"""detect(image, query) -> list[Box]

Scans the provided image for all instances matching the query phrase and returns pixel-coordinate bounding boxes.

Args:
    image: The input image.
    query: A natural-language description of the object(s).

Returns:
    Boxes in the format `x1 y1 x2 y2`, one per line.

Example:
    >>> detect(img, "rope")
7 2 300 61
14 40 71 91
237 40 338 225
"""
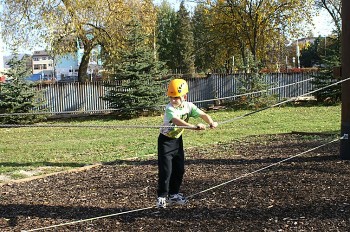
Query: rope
0 124 196 129
21 206 155 232
187 137 341 199
218 77 350 125
0 78 313 117
192 77 314 104
18 78 347 231
21 136 340 232
1 77 346 129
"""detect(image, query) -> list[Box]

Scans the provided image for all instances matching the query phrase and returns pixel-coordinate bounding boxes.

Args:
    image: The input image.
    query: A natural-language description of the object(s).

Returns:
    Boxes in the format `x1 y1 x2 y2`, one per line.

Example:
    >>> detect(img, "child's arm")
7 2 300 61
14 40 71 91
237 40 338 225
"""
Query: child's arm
171 113 218 130
171 117 199 130
199 112 218 129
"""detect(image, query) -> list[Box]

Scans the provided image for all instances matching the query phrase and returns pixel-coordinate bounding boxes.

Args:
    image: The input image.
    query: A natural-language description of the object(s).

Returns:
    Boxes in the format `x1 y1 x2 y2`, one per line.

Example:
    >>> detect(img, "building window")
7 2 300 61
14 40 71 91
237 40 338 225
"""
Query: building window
34 64 40 70
33 58 39 61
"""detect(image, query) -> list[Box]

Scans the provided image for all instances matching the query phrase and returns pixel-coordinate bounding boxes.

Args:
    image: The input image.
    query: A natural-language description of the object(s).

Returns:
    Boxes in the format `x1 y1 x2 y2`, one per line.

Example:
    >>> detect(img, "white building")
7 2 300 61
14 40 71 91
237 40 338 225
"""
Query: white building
0 31 4 74
0 32 5 82
31 50 55 80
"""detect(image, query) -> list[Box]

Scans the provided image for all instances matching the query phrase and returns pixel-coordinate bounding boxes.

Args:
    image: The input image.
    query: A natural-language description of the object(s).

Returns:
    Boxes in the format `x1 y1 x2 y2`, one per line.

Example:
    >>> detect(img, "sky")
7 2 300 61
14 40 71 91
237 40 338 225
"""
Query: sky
312 8 335 36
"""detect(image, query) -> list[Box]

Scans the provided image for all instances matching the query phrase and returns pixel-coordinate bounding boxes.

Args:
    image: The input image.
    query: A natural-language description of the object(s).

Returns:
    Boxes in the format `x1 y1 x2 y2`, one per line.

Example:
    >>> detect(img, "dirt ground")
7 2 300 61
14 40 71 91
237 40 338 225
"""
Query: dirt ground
0 133 349 232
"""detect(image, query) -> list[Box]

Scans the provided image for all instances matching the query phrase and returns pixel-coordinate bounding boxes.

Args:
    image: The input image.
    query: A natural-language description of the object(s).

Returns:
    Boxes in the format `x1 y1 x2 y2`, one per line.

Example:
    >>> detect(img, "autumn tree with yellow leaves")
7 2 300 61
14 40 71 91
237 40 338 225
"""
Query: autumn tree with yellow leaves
195 0 314 71
0 0 320 76
0 0 157 81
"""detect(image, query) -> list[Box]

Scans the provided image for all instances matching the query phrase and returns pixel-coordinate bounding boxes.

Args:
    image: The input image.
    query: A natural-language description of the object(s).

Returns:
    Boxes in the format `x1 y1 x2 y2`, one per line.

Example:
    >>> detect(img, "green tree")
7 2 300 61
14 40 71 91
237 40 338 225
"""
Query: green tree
103 17 167 119
192 4 217 73
173 1 195 76
311 36 341 103
156 1 177 70
300 37 322 67
225 51 278 109
0 53 46 124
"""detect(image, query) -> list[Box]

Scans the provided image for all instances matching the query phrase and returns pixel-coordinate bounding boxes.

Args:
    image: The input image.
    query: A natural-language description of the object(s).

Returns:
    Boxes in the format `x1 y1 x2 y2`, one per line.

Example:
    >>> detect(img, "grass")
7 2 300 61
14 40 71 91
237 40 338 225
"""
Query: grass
0 104 341 182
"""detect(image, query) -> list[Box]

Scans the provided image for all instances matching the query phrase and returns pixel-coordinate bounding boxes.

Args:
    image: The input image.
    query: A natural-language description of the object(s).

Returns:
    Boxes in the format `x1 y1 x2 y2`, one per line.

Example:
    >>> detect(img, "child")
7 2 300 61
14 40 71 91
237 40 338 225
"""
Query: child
157 78 218 208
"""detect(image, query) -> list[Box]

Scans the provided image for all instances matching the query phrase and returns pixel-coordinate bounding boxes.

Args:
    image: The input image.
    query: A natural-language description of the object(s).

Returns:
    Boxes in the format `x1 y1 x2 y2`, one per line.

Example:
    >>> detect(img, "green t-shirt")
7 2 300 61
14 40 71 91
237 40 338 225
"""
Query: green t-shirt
160 101 203 138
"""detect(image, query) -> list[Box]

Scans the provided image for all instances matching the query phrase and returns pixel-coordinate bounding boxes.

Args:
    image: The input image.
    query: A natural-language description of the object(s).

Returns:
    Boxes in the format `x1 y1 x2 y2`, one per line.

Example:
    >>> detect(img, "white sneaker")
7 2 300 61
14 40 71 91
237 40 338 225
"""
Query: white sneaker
168 193 188 205
156 197 167 208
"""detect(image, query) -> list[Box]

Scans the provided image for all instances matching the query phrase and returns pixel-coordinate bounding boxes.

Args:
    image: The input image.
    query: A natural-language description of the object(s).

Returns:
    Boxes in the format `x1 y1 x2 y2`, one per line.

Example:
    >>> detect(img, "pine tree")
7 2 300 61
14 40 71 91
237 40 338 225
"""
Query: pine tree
300 37 322 67
311 36 341 103
192 4 212 74
0 53 45 124
156 1 177 70
228 51 278 110
103 16 168 119
174 1 195 76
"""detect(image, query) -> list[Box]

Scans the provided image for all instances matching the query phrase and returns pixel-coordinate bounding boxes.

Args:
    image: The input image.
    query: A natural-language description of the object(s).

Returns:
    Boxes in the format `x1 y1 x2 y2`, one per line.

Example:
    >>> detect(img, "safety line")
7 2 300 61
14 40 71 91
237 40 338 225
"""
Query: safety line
218 77 350 125
16 77 347 231
0 77 345 129
21 136 340 232
21 206 155 232
0 78 313 117
192 77 314 104
1 77 344 129
0 124 196 129
186 137 341 199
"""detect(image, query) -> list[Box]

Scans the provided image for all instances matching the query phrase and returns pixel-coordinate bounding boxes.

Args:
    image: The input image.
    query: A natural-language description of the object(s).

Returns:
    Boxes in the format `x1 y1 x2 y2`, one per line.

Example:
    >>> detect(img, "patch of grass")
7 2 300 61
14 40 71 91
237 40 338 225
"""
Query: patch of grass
10 172 28 180
0 105 341 182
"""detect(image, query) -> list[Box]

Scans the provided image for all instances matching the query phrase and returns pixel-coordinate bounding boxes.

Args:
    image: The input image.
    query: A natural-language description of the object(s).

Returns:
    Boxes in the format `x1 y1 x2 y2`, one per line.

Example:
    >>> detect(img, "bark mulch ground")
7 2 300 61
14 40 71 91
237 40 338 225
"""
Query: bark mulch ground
1 133 349 232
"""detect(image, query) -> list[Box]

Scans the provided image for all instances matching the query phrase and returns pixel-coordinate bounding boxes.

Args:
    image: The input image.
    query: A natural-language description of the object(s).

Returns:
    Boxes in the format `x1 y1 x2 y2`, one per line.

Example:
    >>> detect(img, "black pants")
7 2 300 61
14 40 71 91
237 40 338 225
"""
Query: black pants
157 133 185 197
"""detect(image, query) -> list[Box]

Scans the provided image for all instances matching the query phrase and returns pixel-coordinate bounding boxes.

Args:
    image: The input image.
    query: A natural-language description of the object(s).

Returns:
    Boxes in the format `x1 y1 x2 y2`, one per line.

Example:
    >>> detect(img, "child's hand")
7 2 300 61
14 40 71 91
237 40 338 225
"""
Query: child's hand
196 123 206 130
209 122 218 128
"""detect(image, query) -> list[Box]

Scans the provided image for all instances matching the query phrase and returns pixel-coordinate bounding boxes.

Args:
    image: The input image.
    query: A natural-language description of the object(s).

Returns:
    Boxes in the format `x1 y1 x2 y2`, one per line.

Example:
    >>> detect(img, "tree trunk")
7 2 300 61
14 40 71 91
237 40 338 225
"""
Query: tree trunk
78 44 92 82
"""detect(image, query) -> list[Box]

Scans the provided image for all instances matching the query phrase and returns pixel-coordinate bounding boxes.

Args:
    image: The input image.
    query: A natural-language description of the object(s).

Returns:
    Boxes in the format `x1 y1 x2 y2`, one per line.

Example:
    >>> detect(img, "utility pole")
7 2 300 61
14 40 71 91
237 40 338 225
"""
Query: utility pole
0 25 4 75
340 0 350 159
296 39 300 69
232 56 234 73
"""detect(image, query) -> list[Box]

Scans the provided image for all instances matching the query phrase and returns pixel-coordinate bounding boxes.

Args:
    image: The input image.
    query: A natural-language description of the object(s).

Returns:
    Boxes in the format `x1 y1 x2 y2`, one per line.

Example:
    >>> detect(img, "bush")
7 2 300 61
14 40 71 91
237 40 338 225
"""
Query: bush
0 54 47 124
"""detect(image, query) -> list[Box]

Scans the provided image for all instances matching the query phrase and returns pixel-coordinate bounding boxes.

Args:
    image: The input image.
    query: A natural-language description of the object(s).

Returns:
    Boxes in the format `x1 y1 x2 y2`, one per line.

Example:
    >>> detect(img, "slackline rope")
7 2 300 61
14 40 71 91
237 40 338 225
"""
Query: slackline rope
218 77 350 125
19 78 348 231
21 136 341 232
21 206 155 232
192 77 314 104
187 137 342 199
0 124 196 129
2 77 349 129
0 78 312 117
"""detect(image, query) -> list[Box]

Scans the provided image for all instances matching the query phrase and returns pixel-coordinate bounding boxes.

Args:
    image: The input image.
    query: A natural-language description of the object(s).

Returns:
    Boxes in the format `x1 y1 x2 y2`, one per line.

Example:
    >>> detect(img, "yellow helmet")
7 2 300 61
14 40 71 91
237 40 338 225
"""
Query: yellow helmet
167 79 189 97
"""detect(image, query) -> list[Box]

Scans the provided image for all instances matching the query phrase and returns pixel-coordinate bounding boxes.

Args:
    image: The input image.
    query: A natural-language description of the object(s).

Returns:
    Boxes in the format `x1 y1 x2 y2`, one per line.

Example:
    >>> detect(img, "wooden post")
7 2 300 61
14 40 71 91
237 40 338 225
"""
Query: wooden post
340 0 350 159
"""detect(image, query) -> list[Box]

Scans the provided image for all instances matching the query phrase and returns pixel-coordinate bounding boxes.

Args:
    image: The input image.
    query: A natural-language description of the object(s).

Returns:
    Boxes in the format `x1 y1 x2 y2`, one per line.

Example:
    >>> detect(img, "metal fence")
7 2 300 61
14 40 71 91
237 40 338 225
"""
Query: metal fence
34 72 317 113
184 72 316 107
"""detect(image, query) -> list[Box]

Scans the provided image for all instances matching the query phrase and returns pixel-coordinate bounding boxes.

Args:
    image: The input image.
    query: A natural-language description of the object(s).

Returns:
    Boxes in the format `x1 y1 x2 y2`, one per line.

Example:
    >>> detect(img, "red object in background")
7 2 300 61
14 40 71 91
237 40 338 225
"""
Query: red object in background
0 76 5 83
